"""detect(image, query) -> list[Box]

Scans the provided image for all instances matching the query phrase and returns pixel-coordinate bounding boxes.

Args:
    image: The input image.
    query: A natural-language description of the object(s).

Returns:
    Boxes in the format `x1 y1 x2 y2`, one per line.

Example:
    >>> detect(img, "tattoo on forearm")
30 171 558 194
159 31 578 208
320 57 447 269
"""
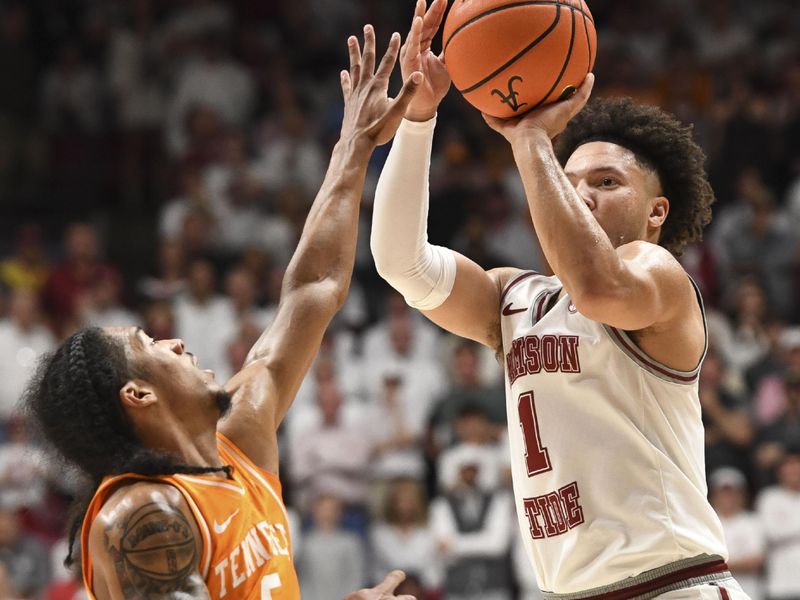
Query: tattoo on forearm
104 502 208 599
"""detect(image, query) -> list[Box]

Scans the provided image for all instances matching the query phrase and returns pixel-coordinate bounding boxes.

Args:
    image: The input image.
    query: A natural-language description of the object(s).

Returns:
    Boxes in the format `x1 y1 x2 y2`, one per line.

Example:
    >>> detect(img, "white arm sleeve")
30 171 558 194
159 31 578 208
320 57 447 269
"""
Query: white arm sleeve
371 116 457 311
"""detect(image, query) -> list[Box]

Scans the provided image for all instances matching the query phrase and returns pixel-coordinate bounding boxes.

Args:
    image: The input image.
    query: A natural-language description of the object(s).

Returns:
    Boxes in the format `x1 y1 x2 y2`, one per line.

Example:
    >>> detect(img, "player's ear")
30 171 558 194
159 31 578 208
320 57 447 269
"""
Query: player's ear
648 196 669 229
119 380 159 409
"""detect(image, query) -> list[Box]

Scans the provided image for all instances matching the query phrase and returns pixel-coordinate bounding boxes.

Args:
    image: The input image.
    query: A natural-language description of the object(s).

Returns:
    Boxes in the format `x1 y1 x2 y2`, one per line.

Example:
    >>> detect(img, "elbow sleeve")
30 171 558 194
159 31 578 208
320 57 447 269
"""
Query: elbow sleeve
371 117 456 311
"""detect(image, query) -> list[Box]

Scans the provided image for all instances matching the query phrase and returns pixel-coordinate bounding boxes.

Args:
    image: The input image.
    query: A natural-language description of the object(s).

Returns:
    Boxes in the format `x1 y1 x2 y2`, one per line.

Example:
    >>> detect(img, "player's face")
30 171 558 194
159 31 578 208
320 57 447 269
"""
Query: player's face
107 326 230 419
564 142 666 248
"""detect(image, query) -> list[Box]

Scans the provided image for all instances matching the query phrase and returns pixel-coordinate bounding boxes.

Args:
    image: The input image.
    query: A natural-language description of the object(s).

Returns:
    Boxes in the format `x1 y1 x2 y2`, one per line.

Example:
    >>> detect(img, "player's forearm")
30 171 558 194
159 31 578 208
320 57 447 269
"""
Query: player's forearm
371 117 456 310
282 137 371 307
511 133 626 298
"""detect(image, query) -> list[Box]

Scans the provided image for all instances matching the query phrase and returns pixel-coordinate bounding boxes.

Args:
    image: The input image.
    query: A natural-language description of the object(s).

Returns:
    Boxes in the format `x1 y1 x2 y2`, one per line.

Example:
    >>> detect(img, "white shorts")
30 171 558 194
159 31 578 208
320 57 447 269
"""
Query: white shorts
656 578 751 600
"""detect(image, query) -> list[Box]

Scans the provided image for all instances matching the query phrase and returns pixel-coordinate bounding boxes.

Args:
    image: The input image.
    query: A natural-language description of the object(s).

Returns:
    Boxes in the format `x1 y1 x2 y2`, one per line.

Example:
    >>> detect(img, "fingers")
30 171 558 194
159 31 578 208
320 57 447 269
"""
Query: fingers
348 35 361 88
421 0 448 49
376 32 402 80
566 72 594 117
375 570 406 594
401 15 423 63
390 71 424 114
362 24 376 78
340 69 351 98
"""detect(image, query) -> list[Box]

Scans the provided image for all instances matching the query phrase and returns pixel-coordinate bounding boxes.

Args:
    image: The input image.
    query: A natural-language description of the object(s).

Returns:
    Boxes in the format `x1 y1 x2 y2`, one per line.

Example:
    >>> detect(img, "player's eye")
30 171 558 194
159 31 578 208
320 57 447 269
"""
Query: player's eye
600 177 618 188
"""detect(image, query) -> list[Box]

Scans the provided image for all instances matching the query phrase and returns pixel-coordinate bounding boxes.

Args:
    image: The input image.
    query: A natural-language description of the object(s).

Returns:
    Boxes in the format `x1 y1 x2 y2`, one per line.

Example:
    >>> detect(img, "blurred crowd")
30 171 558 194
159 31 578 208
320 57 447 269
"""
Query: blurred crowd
0 0 799 599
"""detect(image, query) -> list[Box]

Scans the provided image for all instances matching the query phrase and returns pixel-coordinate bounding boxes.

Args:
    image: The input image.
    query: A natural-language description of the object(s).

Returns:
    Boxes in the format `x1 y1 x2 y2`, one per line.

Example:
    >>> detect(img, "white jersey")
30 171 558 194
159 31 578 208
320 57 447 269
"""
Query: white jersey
500 271 730 598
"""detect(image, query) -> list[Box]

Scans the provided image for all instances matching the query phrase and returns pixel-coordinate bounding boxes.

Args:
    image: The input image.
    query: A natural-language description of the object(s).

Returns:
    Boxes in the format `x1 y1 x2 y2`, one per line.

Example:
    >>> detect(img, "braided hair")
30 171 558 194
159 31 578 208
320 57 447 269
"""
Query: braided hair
22 327 231 566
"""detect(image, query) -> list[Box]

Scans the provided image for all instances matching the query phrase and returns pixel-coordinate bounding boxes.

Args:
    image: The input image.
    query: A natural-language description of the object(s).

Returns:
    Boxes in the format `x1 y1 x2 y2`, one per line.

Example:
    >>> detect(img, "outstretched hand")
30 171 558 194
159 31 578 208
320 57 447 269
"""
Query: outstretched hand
340 25 424 148
400 0 451 122
483 73 595 145
344 570 417 600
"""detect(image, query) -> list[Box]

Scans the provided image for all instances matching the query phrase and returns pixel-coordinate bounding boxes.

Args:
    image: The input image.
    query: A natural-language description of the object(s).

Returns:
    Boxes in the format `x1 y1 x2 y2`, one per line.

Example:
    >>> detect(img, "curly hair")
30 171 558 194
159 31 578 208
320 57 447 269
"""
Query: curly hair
554 97 714 256
22 327 231 566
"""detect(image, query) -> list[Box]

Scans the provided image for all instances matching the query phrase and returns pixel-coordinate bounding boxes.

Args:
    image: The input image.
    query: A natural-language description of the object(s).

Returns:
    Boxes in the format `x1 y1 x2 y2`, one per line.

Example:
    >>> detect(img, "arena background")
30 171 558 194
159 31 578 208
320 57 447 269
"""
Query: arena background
0 0 799 598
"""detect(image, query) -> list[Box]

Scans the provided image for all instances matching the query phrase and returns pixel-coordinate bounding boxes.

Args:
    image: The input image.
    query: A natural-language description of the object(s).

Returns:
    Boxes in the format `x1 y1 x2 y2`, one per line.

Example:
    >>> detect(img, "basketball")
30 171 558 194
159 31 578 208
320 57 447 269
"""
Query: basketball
442 0 597 118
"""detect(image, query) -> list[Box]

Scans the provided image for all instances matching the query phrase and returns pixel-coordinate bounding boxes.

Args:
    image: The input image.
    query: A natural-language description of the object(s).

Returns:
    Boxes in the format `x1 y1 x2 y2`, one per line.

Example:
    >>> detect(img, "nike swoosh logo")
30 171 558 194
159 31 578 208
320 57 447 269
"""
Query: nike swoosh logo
502 303 528 316
213 509 240 534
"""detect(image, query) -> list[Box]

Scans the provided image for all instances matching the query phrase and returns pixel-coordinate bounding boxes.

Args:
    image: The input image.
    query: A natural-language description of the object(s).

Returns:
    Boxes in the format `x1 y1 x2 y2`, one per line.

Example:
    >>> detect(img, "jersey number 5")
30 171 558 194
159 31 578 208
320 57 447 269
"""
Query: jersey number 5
261 573 281 599
518 391 552 476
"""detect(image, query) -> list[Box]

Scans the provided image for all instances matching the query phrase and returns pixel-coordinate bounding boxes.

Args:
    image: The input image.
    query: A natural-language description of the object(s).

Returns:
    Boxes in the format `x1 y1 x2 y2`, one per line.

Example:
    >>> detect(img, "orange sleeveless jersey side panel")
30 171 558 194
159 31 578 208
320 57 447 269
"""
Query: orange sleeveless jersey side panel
81 433 300 599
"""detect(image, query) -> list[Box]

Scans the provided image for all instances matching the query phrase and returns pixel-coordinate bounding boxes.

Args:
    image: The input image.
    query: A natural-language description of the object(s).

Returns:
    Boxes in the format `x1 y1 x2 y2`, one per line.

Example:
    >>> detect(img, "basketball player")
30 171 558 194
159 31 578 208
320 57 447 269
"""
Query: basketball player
23 27 423 600
371 1 749 598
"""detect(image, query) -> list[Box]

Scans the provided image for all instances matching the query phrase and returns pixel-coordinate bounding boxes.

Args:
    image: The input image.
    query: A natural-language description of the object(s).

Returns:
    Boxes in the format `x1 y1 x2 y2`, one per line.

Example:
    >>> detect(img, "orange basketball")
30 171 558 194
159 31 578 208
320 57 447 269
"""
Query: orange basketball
442 0 597 118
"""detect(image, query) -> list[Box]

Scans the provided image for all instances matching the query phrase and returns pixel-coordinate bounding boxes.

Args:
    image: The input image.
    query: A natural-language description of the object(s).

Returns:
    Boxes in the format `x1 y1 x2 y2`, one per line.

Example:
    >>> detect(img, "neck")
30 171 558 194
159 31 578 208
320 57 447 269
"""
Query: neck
137 418 222 469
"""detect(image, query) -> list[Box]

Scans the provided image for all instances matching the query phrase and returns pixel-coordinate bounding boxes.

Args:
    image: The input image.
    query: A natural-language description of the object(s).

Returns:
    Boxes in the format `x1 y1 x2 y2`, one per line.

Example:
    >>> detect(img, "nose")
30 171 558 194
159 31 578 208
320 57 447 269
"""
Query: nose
574 180 595 211
166 339 185 354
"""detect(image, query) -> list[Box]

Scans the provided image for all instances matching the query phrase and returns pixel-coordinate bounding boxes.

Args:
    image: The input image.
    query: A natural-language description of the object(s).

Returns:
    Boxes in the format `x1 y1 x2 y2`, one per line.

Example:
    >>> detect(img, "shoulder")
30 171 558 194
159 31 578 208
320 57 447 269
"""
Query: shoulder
88 480 203 582
491 267 538 301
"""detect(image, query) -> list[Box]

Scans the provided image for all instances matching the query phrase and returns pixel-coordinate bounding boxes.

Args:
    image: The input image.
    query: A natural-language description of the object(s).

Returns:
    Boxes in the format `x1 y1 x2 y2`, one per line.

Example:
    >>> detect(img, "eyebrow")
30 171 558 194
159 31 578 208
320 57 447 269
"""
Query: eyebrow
564 166 628 180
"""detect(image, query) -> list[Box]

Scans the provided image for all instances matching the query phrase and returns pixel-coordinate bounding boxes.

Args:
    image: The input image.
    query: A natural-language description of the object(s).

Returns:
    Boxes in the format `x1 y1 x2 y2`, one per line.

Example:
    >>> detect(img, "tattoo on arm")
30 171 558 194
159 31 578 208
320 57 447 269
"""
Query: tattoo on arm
104 502 210 599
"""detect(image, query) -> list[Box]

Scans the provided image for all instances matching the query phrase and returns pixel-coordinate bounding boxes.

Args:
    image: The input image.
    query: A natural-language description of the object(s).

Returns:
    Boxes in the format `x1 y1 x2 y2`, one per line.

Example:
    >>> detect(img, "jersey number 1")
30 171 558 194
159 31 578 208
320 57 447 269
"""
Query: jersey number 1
518 391 551 476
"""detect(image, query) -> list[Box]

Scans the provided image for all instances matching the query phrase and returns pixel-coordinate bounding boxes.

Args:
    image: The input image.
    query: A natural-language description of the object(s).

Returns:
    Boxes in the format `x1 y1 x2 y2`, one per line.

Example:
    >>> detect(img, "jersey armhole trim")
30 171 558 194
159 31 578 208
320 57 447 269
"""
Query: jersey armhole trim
499 270 539 306
215 431 282 488
600 277 708 386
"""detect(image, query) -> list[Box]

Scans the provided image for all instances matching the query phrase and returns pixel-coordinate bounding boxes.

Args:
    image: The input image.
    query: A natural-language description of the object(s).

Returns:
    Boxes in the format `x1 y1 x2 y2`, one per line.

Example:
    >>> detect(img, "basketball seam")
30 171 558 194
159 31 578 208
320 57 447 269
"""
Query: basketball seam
581 3 593 69
443 0 594 54
529 3 576 110
457 5 561 94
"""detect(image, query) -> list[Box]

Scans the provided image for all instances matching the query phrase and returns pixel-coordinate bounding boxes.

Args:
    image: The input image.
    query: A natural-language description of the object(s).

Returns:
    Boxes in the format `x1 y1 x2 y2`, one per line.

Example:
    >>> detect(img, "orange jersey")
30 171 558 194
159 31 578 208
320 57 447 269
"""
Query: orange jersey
81 432 301 599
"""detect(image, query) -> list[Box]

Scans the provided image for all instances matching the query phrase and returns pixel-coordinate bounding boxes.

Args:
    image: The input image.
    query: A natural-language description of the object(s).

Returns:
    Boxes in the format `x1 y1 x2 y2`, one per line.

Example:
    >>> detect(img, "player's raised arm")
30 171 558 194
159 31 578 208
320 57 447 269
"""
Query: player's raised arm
371 0 521 353
219 26 422 468
87 482 210 600
482 79 703 336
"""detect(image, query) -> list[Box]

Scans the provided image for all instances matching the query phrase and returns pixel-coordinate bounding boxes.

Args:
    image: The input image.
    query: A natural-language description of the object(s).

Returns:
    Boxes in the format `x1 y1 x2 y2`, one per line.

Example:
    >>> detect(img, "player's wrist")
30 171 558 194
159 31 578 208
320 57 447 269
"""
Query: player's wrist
404 105 438 122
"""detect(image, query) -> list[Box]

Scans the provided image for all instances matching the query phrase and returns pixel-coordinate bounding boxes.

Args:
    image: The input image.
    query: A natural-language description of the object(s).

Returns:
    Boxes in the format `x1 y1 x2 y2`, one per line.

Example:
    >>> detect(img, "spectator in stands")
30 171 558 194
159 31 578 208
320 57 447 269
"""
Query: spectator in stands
699 349 754 475
370 374 427 481
429 341 505 453
224 266 272 330
40 42 103 134
79 273 139 329
159 165 222 245
0 416 49 510
0 505 50 599
370 479 441 592
254 108 326 198
297 494 365 600
754 372 800 483
289 377 371 526
137 240 186 303
709 467 765 600
172 256 236 379
0 225 49 293
438 406 503 494
42 224 120 333
756 446 800 598
0 290 55 423
752 327 800 425
166 31 254 156
431 448 514 600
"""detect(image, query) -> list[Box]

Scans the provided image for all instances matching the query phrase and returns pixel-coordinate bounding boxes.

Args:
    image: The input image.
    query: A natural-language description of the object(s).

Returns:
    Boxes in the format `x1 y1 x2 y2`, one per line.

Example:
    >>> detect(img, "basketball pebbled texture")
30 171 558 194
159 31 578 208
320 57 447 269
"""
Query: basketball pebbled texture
443 0 597 118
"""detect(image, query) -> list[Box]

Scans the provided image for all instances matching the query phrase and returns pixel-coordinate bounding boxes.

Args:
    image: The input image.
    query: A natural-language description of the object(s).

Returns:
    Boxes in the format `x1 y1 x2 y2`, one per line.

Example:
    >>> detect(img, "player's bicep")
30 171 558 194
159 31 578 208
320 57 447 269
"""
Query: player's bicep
91 487 210 600
422 252 520 351
570 242 688 331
